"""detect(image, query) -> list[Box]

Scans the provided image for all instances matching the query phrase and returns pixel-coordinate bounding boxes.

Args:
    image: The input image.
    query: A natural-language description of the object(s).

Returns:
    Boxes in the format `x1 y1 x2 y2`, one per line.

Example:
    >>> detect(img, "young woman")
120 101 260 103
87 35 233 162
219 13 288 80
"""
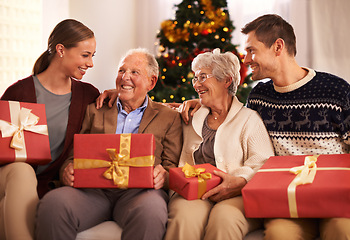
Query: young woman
0 19 100 240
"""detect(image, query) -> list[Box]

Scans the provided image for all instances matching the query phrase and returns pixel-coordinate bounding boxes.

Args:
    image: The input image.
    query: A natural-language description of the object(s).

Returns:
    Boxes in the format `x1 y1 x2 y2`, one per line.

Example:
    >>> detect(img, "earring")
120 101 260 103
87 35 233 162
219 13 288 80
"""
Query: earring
60 55 63 58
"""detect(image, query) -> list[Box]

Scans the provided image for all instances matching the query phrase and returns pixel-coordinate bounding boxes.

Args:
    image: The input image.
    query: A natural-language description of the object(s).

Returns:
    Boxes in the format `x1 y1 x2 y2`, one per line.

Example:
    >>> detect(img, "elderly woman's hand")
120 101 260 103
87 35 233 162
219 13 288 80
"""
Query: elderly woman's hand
201 171 247 202
161 102 182 110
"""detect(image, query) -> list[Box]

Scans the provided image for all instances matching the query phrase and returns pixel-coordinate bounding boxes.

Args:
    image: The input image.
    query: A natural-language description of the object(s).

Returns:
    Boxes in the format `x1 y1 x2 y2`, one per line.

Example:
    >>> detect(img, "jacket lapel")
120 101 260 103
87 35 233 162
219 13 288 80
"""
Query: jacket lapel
104 103 119 134
138 97 158 133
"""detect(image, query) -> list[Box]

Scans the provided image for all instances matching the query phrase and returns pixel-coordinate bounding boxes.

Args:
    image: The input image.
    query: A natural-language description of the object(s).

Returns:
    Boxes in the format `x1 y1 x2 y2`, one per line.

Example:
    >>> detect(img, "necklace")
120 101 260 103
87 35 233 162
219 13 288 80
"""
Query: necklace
210 111 219 120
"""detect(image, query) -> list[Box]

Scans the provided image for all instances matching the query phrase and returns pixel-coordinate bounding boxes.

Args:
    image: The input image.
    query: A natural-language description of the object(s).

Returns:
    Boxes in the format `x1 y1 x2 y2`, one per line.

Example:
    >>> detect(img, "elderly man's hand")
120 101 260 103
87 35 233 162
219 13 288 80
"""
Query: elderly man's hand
153 164 167 189
201 171 247 202
62 162 74 187
95 89 119 109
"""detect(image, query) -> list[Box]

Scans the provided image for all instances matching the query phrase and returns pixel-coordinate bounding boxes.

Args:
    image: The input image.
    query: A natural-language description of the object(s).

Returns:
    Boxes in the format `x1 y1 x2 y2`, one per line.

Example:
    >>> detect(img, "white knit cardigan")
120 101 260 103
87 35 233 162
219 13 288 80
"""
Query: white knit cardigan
179 97 275 181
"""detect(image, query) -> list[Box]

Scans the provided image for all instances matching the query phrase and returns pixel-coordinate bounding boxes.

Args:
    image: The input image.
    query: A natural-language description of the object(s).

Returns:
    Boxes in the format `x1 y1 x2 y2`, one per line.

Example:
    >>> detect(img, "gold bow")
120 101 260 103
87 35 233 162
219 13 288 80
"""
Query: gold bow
288 155 319 218
103 148 131 188
182 163 212 198
0 101 48 150
74 133 154 188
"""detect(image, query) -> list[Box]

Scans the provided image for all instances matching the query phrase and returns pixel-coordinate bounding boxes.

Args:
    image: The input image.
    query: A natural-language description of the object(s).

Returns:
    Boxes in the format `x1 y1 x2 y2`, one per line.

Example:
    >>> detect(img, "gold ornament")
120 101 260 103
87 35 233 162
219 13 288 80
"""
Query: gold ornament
160 0 228 43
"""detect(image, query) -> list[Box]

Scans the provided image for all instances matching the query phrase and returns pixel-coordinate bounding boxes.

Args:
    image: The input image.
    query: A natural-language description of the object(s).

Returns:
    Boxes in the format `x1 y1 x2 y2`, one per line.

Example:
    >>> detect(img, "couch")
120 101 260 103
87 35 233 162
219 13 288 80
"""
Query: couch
76 221 264 240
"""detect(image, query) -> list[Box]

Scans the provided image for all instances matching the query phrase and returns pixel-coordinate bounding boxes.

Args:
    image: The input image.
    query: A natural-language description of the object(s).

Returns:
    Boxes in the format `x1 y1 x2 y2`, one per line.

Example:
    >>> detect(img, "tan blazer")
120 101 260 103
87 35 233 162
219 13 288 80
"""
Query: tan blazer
78 97 183 171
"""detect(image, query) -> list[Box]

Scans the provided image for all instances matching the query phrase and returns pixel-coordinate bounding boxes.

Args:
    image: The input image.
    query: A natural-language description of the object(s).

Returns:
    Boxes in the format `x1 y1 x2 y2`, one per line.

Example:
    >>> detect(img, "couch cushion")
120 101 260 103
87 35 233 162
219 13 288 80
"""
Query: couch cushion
75 221 264 240
76 221 122 240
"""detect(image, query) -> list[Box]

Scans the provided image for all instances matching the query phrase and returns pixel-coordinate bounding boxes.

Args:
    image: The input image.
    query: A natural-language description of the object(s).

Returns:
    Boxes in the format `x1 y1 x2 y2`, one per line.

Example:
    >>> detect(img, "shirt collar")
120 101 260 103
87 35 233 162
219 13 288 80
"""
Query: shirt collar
116 96 148 113
273 68 316 93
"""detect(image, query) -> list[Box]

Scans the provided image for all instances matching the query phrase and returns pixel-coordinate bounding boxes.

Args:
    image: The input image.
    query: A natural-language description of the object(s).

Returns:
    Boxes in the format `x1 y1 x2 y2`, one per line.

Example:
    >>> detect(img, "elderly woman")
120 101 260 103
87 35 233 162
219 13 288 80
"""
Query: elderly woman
164 49 274 240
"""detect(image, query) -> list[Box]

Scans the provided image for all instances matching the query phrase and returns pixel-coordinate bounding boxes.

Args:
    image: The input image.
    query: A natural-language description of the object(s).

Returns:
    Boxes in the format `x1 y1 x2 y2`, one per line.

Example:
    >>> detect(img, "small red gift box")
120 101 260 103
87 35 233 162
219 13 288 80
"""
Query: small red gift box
242 154 350 218
0 100 51 165
73 133 155 189
169 163 223 200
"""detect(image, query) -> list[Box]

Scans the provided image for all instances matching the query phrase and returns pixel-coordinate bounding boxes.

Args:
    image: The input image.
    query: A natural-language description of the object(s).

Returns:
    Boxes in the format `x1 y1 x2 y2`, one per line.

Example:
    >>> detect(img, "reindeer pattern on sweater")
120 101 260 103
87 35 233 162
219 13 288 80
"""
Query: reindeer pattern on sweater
247 68 350 156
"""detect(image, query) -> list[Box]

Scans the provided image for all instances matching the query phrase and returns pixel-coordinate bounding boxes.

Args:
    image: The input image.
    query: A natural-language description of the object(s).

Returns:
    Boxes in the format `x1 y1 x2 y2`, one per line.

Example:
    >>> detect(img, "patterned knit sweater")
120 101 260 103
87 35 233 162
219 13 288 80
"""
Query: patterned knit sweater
247 68 350 156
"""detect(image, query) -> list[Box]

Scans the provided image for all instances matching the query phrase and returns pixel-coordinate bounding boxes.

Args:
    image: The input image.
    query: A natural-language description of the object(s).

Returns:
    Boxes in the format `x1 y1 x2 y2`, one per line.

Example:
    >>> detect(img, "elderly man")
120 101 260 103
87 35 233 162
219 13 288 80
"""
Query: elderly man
35 48 182 240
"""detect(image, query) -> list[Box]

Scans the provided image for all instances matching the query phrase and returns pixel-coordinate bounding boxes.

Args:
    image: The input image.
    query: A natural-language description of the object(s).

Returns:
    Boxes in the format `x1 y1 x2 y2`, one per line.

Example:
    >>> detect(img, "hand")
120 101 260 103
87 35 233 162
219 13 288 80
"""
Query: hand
179 99 201 124
62 162 74 187
161 102 182 110
153 164 167 189
95 89 119 109
201 170 247 202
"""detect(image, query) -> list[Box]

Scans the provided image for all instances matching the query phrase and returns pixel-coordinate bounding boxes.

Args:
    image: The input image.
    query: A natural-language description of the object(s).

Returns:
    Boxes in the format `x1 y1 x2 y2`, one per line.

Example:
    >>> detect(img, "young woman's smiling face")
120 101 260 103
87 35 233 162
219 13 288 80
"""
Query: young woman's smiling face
61 37 96 80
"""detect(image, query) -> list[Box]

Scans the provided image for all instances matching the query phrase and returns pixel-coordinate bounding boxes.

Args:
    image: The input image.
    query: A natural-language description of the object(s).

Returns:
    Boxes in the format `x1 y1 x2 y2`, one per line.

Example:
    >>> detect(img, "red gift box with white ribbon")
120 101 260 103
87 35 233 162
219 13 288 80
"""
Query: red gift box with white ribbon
242 154 350 218
0 100 51 165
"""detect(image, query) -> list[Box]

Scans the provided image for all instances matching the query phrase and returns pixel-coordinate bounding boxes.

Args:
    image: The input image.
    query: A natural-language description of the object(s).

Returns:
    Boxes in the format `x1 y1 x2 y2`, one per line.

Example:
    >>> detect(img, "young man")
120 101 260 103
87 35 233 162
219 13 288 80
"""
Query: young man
242 14 350 240
35 48 183 240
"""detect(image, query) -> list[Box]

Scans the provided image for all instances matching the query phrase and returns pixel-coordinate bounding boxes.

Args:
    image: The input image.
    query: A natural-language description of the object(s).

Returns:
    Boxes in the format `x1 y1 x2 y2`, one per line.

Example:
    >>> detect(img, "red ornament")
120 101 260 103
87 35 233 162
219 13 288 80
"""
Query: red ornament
201 29 209 35
239 62 248 85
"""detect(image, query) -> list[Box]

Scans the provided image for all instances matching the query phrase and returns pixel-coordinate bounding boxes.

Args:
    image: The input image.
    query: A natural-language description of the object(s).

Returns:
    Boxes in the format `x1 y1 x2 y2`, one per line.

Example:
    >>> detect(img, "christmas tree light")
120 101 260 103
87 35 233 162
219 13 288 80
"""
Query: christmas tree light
149 0 253 104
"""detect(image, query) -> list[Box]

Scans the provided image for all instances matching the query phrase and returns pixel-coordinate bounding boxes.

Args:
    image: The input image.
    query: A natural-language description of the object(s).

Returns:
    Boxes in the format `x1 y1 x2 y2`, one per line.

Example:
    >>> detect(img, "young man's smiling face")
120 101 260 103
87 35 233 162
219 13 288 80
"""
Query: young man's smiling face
243 31 278 81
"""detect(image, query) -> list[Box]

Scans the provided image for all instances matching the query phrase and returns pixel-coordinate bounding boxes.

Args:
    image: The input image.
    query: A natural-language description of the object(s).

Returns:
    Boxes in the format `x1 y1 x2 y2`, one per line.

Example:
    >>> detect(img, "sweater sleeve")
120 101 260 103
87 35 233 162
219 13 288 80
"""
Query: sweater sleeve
235 112 275 181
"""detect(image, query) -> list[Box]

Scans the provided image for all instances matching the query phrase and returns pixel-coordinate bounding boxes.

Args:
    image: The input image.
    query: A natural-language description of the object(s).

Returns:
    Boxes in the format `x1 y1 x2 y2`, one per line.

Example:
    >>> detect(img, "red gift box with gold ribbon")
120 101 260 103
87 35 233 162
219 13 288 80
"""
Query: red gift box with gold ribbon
0 100 51 165
169 163 223 200
242 154 350 218
73 133 155 189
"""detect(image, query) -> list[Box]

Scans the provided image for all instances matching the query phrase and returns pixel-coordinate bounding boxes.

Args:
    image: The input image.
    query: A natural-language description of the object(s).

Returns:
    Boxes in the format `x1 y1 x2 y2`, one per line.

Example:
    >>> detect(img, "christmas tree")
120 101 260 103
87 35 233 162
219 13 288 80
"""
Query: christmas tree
149 0 253 104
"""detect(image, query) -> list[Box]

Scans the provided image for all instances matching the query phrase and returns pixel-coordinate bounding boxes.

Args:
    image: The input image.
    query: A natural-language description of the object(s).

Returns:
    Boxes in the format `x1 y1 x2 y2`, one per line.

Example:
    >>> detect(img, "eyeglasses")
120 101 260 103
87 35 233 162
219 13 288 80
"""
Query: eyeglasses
192 74 214 85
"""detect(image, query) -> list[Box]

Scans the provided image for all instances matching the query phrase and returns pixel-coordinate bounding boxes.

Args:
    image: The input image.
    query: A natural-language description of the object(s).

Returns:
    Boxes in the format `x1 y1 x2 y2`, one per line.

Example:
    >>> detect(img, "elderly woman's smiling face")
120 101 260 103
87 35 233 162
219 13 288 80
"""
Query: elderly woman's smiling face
192 68 228 108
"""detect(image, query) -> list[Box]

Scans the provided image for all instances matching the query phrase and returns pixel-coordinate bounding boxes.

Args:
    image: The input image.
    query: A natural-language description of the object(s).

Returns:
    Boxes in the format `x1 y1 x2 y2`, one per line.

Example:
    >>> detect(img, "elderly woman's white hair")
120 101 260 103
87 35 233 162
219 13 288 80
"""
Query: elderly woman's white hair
191 48 241 96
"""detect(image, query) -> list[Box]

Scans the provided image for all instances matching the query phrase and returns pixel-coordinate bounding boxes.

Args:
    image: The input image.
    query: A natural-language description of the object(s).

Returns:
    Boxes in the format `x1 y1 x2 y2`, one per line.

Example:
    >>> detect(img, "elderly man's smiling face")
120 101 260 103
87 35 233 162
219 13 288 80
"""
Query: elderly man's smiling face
116 52 157 112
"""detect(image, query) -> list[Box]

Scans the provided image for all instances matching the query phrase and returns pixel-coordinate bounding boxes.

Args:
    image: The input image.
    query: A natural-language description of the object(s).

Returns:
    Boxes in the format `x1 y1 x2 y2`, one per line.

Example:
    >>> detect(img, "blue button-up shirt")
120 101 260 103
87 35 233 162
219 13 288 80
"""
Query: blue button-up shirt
116 97 148 134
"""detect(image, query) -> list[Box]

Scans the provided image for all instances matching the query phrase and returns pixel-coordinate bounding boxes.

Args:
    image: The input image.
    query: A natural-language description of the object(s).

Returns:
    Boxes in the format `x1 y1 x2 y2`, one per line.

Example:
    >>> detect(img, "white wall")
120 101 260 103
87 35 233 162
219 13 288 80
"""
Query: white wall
31 0 350 94
68 0 136 92
41 0 180 92
42 0 69 50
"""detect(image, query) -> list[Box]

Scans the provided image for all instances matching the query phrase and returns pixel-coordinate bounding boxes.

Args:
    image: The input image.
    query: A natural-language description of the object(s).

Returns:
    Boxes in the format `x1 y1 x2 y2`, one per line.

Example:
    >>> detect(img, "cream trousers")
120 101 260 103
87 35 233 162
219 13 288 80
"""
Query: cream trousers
0 162 38 240
264 217 350 240
165 193 261 240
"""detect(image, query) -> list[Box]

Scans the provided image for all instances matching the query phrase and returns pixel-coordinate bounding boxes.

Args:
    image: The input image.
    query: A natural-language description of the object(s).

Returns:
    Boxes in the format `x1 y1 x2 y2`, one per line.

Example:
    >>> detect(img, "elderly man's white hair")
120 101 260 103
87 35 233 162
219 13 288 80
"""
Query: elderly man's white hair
119 48 159 77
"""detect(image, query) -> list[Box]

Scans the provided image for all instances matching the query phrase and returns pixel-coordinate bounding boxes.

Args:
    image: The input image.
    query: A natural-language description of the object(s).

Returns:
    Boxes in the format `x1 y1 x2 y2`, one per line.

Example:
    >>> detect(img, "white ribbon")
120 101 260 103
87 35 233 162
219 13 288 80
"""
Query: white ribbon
0 101 48 160
287 155 319 218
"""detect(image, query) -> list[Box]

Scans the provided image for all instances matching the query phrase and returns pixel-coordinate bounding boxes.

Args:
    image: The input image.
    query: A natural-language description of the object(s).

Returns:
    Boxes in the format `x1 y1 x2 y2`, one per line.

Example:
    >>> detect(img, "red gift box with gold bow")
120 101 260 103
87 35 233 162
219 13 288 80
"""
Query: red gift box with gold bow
0 100 51 165
169 163 223 200
73 133 155 189
242 154 350 218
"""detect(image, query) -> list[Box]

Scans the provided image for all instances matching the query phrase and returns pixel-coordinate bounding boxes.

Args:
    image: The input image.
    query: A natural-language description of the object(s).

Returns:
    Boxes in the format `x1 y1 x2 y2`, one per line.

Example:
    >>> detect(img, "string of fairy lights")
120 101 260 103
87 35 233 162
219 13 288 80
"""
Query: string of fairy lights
150 0 250 103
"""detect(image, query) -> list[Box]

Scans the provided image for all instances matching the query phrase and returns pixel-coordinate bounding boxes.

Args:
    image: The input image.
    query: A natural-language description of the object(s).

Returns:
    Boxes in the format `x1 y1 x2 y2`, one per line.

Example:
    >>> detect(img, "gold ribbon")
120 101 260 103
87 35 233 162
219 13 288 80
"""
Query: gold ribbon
0 101 48 160
74 133 154 188
182 163 212 198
